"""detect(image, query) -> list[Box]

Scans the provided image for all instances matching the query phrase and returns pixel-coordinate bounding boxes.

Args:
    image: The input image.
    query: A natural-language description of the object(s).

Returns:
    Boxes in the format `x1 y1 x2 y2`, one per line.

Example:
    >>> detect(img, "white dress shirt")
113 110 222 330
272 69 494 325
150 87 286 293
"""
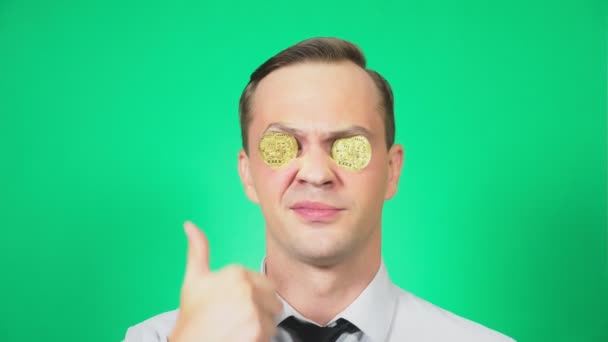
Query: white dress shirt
124 260 515 342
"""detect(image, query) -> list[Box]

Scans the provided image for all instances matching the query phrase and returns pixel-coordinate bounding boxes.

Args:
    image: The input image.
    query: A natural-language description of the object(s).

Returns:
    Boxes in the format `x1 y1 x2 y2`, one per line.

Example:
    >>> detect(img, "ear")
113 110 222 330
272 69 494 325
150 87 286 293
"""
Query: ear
238 149 259 204
384 144 404 200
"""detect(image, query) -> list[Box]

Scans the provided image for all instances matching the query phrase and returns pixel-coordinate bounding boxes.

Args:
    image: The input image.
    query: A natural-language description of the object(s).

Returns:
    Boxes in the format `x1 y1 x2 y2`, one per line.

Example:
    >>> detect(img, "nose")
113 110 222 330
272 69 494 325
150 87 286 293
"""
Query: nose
295 144 337 188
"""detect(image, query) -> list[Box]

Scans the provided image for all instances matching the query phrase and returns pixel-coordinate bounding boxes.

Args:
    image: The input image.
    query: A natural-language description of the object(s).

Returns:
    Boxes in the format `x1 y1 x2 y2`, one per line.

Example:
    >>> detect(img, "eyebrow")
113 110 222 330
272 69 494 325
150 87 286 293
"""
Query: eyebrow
265 122 373 141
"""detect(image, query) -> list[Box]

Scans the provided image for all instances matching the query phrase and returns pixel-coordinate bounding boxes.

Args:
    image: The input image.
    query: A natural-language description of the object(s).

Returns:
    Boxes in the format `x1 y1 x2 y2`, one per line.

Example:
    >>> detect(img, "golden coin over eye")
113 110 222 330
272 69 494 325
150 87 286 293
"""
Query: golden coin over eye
331 135 372 172
258 131 298 168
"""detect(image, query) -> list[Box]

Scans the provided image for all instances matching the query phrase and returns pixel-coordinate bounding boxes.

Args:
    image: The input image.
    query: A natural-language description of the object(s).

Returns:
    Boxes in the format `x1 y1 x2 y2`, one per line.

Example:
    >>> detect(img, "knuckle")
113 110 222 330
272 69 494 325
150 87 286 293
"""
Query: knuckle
237 281 254 300
225 264 247 281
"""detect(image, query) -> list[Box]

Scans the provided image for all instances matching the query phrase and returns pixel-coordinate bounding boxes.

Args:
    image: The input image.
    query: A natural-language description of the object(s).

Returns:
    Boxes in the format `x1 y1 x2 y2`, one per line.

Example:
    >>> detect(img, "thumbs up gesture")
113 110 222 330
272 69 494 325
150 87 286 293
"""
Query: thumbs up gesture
169 222 283 342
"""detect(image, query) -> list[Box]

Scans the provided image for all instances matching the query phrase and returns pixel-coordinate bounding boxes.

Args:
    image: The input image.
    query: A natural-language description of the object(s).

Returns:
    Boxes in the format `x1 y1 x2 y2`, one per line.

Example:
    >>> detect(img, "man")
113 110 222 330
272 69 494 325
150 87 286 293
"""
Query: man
124 37 515 342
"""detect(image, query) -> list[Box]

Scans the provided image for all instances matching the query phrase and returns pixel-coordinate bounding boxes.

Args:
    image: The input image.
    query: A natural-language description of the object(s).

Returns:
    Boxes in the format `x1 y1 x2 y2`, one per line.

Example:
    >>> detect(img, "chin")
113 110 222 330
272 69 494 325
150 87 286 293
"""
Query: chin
269 218 364 264
291 240 354 267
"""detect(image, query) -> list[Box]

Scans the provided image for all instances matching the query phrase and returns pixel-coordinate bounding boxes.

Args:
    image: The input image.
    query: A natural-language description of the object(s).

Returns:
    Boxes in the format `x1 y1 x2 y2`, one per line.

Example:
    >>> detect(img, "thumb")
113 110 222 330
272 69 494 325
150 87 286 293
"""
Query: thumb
183 221 210 282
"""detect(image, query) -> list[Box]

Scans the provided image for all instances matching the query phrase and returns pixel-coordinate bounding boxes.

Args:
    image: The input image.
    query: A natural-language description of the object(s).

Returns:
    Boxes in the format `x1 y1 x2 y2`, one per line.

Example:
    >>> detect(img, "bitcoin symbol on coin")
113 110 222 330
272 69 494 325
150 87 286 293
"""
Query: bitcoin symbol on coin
258 132 298 168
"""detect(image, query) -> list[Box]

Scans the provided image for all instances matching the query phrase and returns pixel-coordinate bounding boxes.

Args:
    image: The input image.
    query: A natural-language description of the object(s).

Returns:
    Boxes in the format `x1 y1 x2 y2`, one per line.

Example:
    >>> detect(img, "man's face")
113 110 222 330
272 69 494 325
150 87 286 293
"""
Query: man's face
238 62 403 265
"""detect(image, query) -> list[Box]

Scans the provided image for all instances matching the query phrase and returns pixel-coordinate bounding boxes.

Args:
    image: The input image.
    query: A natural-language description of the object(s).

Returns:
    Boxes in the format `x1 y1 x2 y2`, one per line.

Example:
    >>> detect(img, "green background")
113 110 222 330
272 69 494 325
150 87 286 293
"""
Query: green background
0 0 606 341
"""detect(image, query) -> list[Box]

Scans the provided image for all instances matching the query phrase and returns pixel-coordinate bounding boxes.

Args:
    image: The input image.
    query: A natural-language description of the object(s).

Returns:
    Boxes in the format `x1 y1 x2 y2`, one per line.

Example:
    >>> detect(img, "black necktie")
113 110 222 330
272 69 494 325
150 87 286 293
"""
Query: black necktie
278 316 360 342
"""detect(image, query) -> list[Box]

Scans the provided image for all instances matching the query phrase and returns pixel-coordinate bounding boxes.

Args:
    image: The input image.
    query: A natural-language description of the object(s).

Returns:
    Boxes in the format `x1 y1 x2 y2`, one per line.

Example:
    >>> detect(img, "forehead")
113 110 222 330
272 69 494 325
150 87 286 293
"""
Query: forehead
249 62 382 135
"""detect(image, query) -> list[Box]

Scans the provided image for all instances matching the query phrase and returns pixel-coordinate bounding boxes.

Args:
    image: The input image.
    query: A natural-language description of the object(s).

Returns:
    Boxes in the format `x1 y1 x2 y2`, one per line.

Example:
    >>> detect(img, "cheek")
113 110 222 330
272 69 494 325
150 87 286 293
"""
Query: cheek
349 155 389 202
252 160 299 204
349 172 386 200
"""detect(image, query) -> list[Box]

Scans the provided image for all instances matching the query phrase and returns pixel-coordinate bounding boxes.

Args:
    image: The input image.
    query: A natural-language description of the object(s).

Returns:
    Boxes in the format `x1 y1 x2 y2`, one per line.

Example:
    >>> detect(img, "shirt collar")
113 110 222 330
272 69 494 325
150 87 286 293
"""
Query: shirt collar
261 258 397 342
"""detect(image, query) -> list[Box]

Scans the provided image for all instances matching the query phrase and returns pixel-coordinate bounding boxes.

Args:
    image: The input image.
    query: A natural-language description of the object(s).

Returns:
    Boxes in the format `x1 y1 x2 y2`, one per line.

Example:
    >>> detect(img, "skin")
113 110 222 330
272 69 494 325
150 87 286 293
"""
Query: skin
238 61 404 324
169 61 404 341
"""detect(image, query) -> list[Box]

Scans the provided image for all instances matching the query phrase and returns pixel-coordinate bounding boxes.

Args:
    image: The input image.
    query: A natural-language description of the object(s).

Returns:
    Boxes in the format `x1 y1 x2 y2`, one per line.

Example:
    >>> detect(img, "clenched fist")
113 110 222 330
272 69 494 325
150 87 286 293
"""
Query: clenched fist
169 222 283 342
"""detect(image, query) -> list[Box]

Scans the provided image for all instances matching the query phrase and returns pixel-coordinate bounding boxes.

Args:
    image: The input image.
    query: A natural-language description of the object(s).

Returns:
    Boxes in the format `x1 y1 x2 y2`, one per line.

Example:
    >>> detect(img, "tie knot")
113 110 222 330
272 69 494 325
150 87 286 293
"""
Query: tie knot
278 316 360 342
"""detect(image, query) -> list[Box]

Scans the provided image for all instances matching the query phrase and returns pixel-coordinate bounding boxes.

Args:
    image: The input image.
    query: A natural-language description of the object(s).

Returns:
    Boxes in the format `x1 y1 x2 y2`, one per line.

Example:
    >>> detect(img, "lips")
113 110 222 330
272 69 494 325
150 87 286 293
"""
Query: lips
290 201 344 222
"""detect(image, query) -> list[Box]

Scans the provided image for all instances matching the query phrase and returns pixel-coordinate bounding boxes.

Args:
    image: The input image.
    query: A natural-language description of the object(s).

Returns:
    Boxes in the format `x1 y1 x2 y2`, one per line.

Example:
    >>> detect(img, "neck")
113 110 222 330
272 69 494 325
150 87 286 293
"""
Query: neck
265 231 381 325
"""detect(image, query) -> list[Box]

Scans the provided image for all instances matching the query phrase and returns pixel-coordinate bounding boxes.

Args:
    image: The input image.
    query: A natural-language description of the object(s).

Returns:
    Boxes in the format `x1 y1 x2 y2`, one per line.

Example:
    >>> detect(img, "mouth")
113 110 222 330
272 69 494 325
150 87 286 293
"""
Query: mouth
289 201 345 222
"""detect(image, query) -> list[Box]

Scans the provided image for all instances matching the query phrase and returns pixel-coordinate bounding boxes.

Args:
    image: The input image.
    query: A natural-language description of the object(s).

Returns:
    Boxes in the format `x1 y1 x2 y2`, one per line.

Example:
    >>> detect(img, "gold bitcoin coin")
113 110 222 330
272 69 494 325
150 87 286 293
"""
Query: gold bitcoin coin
331 135 372 172
258 131 298 168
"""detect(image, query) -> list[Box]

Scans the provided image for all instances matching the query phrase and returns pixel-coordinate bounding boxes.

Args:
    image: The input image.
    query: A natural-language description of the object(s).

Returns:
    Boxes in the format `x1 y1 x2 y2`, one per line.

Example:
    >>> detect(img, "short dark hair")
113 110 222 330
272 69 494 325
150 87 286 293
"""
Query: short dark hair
238 37 395 153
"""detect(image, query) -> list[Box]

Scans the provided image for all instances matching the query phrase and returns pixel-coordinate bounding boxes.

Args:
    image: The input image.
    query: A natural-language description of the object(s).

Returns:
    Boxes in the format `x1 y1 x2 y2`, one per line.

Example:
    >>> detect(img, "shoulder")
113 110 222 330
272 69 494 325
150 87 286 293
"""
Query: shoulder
389 286 515 342
123 309 179 342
